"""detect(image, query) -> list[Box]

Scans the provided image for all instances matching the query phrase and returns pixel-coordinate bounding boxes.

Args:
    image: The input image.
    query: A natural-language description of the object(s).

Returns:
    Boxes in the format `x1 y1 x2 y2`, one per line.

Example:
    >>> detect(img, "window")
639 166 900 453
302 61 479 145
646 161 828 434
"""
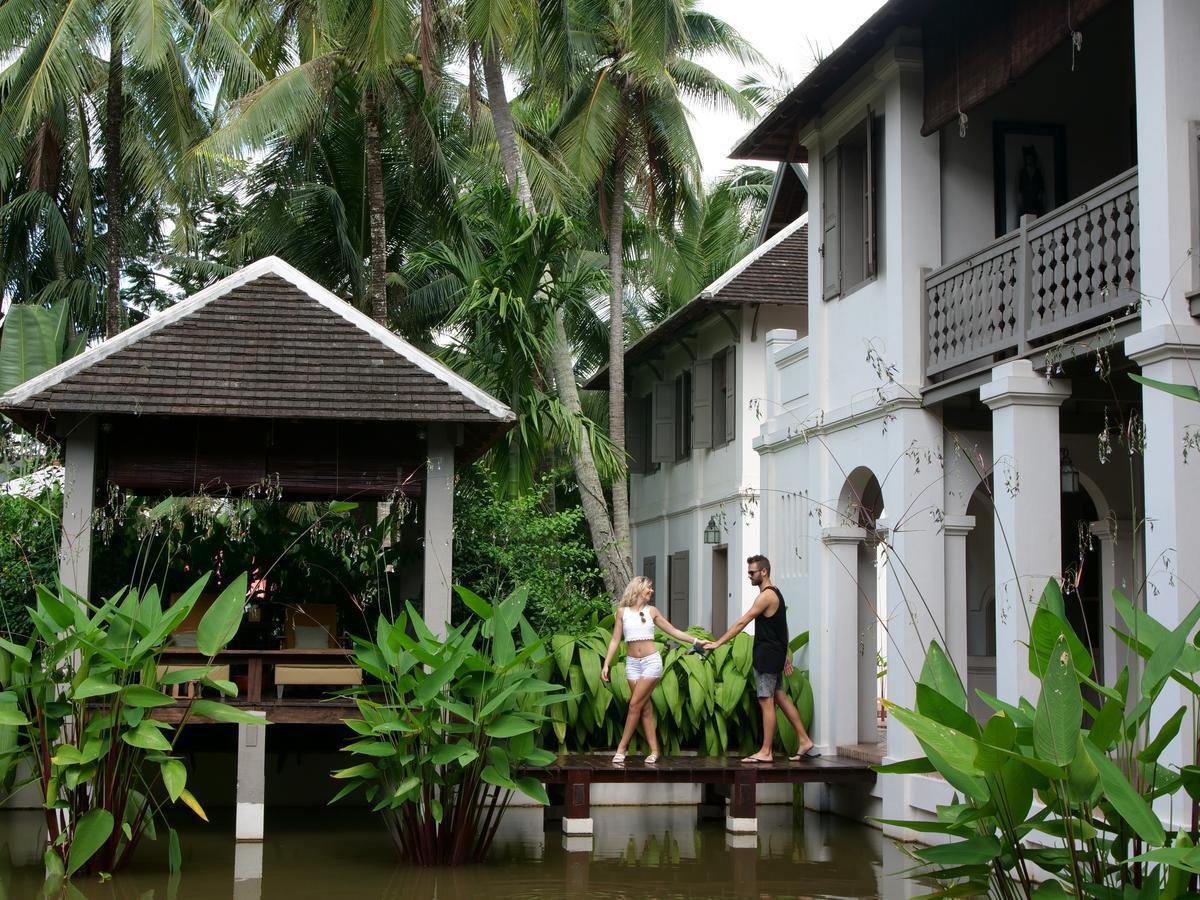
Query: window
625 395 657 475
674 370 692 460
713 348 735 446
822 110 882 299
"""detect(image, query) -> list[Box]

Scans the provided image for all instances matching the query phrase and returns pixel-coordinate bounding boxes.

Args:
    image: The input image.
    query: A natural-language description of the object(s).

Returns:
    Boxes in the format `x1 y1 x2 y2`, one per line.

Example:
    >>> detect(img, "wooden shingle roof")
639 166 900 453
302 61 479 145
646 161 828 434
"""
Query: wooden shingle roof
0 257 515 435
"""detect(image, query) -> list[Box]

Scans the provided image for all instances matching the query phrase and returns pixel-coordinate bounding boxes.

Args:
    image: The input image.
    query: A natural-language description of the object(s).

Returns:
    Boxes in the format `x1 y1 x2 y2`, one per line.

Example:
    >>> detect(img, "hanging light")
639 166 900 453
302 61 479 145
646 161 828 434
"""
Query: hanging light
1060 447 1081 494
704 516 722 544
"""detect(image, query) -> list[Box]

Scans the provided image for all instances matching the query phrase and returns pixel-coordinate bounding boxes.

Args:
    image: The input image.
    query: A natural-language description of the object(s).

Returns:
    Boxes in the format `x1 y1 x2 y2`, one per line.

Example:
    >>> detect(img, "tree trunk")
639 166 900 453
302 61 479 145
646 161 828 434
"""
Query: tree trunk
104 25 123 339
607 154 633 572
419 0 437 95
468 42 482 129
364 86 388 325
482 38 632 597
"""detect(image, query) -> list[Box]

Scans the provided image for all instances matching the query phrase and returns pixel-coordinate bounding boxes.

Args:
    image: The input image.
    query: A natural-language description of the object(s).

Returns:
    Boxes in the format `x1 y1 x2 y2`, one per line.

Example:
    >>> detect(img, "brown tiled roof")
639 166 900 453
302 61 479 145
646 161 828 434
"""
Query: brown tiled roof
1 258 514 434
585 219 807 391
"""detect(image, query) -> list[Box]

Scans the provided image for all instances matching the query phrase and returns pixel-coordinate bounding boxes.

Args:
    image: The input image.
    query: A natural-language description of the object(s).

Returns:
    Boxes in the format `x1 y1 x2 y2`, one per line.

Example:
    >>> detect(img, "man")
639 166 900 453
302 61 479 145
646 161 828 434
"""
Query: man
703 555 817 763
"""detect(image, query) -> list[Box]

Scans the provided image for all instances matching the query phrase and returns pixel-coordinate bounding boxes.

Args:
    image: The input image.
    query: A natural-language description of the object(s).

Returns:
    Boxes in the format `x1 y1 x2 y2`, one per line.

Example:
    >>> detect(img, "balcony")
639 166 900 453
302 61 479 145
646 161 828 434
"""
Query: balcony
924 167 1140 389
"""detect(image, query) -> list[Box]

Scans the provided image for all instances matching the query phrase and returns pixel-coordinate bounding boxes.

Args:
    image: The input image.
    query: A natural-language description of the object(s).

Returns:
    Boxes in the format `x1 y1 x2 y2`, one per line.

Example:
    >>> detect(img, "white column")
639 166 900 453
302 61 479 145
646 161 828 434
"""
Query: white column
1089 519 1135 692
857 536 880 743
235 710 267 841
942 516 975 685
980 359 1069 705
818 526 865 752
59 417 97 599
423 424 456 638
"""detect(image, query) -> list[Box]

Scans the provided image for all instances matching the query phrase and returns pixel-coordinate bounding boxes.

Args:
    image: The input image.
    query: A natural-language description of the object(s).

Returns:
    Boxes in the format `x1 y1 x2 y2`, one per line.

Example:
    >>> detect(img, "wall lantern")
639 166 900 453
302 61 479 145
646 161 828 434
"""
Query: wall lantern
1060 447 1081 495
704 516 722 544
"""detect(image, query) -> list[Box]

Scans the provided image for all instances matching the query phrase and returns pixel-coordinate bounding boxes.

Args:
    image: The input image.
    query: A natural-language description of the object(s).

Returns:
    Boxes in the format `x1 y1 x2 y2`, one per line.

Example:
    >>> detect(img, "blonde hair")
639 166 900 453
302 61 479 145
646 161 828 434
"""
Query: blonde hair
617 576 652 609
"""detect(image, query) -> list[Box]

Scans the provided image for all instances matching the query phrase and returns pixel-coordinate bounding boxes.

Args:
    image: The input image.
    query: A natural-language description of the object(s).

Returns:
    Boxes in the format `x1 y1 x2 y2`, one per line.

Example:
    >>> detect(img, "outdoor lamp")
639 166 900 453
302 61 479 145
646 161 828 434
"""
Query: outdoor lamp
1060 447 1081 494
704 516 722 544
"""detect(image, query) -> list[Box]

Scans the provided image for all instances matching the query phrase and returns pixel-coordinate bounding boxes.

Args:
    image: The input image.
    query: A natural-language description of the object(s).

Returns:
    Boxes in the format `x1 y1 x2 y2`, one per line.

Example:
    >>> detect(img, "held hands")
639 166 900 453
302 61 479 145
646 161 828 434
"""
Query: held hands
601 663 610 682
784 659 794 677
701 640 718 651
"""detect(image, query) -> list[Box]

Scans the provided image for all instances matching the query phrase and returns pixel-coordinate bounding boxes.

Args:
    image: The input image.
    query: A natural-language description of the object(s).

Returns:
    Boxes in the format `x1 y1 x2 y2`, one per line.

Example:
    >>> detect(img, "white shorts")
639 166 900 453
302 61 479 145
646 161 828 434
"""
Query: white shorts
625 652 663 681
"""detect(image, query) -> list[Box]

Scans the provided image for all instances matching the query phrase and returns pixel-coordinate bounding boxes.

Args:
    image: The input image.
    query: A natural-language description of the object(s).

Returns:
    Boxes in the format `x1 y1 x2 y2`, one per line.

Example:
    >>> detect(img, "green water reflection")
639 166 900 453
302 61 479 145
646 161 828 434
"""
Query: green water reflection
0 806 904 899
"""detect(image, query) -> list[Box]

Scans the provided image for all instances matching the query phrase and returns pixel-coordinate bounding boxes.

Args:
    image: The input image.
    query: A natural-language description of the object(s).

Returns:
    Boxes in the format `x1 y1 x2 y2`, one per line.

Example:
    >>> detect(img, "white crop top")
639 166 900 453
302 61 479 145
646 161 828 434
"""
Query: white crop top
622 607 656 642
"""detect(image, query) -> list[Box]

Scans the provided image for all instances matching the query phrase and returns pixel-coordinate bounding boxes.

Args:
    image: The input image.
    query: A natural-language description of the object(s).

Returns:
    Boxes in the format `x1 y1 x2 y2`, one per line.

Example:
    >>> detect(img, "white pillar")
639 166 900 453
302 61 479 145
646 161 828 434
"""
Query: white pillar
942 515 975 685
59 417 97 599
857 537 880 743
423 424 456 638
819 527 865 751
1089 519 1135 692
980 359 1069 705
235 710 267 841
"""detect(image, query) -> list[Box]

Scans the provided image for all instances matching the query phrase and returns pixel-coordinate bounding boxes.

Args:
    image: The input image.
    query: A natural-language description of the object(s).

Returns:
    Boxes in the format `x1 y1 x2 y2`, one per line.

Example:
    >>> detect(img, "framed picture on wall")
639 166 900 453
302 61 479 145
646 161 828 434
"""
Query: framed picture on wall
993 121 1067 237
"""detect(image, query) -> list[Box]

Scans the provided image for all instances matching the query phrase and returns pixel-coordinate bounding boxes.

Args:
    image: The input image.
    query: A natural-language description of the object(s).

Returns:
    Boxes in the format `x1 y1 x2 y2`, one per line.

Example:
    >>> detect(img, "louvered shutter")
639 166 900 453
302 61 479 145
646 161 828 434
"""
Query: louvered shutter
865 108 877 279
692 358 713 449
822 148 841 299
651 382 675 464
668 552 690 625
625 395 648 474
724 347 736 444
643 556 656 583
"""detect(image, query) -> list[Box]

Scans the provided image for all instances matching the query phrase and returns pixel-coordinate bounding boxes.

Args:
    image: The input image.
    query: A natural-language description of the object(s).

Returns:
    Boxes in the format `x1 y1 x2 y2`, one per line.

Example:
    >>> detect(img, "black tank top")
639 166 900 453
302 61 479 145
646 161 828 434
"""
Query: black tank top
752 587 789 674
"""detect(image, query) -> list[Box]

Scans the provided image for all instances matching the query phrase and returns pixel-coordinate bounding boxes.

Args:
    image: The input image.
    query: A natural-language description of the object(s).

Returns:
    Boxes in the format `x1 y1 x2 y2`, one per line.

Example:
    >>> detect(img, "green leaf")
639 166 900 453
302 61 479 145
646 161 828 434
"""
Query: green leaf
0 705 30 726
332 764 378 780
328 501 359 513
429 742 479 766
872 757 937 775
195 574 248 656
122 685 175 708
1083 741 1166 845
123 721 173 751
1033 634 1081 766
158 666 216 685
515 776 550 806
190 700 269 726
883 702 984 782
915 834 1001 866
168 827 181 874
485 715 537 738
1130 373 1200 402
918 640 967 710
1138 706 1187 764
161 759 186 802
72 677 120 701
66 809 114 876
454 585 493 621
1142 597 1200 698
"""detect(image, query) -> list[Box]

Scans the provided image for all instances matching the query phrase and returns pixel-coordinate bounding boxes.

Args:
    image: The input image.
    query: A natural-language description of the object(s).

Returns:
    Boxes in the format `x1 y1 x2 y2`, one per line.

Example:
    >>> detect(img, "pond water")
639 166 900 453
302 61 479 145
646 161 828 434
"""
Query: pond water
0 806 912 899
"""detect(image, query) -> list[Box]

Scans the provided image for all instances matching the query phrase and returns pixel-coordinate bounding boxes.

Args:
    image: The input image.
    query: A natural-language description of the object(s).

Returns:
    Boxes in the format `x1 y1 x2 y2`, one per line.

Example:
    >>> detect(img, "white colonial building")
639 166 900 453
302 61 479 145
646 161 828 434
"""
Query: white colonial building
612 0 1200 838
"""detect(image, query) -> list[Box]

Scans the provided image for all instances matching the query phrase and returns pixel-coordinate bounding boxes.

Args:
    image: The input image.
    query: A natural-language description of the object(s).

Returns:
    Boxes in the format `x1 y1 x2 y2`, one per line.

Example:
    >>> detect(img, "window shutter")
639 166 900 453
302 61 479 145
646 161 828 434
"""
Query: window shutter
822 148 841 300
625 395 648 474
668 552 689 625
865 108 877 279
692 358 713 449
651 382 675 464
724 347 736 444
643 556 656 583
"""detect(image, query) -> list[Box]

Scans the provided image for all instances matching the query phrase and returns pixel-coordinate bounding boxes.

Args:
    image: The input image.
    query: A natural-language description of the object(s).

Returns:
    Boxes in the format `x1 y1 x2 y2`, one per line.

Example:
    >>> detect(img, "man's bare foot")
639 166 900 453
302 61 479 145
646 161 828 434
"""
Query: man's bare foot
789 740 820 761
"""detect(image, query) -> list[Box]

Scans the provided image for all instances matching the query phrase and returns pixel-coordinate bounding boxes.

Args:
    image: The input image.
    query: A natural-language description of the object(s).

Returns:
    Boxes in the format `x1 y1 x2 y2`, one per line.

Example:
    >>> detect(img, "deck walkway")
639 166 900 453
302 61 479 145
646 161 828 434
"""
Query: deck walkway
521 753 876 836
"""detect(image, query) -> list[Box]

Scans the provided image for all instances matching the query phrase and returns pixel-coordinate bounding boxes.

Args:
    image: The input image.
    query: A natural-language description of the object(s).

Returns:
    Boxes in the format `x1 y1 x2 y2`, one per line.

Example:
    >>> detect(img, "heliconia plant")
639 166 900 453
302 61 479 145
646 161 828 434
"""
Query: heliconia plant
331 585 569 865
0 572 264 881
546 625 813 756
878 577 1200 898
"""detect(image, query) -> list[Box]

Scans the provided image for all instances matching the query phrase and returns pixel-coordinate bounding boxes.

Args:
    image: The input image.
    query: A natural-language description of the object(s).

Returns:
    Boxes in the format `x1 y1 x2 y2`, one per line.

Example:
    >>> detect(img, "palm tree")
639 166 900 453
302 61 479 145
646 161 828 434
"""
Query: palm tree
0 0 260 336
554 0 759 563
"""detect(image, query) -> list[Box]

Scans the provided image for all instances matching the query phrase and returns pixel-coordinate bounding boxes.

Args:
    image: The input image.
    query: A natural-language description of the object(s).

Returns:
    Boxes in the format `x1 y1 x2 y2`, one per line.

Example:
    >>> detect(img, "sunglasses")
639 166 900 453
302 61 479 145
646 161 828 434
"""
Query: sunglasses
639 611 647 623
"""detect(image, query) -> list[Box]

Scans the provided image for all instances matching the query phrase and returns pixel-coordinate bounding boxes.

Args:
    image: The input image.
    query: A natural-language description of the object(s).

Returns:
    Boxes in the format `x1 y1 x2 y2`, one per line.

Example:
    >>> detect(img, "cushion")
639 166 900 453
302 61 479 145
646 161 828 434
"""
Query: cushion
293 625 330 649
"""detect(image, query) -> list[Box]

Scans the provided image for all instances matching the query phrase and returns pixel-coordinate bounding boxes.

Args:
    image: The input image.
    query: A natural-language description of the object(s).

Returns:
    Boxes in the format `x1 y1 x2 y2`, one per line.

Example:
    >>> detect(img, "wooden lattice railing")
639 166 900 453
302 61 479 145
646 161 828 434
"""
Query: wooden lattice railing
925 167 1139 381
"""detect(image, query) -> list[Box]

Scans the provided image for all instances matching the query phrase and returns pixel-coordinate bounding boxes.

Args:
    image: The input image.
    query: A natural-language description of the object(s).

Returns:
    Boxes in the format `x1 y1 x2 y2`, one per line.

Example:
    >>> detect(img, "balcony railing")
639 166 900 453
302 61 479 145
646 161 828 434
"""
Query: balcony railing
924 166 1139 383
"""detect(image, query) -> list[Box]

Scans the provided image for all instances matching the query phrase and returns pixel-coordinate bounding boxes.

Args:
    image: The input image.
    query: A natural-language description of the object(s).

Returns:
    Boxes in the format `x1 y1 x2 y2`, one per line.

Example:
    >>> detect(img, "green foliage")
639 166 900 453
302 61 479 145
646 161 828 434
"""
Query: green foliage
544 625 812 756
0 490 61 640
453 468 608 636
332 585 568 865
881 578 1200 898
0 299 83 393
0 574 260 878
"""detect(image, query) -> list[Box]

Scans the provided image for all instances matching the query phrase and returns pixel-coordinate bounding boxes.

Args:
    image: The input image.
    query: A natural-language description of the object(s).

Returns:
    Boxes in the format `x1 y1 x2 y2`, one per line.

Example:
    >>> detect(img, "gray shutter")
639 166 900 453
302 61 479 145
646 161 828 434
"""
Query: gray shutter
643 555 656 583
668 552 689 625
724 347 736 444
626 396 647 474
692 358 713 449
822 148 841 300
651 382 674 464
865 108 877 279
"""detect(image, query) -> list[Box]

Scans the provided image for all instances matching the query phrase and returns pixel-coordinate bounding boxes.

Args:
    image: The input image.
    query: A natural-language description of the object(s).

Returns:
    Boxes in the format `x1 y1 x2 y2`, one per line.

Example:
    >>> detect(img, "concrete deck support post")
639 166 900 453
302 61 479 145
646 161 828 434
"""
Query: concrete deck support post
980 360 1069 706
563 770 593 836
59 417 98 599
235 711 268 841
1089 519 1136 691
423 424 456 638
726 769 757 834
942 516 975 687
818 527 866 753
233 843 264 900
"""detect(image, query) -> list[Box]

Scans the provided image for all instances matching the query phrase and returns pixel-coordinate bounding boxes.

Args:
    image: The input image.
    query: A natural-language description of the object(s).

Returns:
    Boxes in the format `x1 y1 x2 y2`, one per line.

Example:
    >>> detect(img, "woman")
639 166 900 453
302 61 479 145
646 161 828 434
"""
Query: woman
601 575 702 764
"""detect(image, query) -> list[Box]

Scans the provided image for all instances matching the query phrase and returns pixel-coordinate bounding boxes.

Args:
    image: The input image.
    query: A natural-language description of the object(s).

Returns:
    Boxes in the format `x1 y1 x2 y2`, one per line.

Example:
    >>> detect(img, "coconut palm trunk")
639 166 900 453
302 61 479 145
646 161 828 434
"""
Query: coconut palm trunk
104 25 123 338
607 154 632 568
364 86 388 324
482 43 632 596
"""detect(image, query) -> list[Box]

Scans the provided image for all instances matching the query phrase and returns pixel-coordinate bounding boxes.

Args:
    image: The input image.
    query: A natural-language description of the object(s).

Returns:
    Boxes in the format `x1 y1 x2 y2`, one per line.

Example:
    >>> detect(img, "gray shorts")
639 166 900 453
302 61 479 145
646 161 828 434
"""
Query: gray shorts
755 669 781 698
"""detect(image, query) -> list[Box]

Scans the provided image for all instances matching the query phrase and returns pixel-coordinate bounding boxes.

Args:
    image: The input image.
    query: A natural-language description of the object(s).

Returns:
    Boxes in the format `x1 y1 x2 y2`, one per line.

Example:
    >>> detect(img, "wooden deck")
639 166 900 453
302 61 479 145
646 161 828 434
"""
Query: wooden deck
521 753 876 833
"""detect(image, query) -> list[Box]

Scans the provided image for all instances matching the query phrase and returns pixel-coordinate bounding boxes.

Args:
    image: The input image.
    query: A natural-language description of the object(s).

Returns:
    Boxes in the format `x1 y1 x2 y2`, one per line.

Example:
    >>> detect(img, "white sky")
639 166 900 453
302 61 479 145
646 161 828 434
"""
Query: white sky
692 0 887 181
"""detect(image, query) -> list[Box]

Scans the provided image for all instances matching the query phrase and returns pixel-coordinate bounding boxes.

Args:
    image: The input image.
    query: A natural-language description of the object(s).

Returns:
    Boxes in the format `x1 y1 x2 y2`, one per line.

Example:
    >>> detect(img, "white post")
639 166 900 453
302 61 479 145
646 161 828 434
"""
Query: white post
857 536 879 743
235 711 267 841
819 526 865 752
423 424 456 638
980 359 1069 706
942 515 975 686
1089 519 1135 691
59 417 97 599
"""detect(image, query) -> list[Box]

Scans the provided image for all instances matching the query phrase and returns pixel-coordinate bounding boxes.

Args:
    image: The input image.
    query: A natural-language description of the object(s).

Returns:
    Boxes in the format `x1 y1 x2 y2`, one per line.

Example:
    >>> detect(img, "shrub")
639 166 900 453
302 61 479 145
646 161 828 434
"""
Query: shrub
0 490 61 640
